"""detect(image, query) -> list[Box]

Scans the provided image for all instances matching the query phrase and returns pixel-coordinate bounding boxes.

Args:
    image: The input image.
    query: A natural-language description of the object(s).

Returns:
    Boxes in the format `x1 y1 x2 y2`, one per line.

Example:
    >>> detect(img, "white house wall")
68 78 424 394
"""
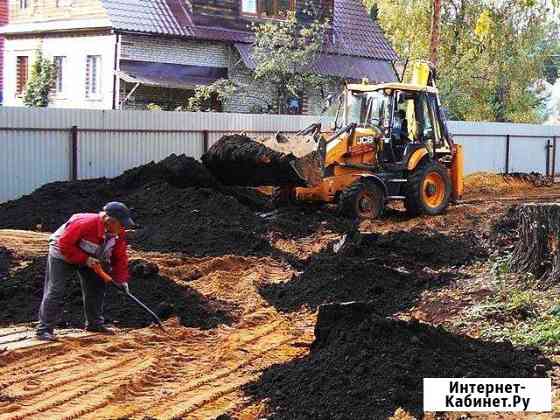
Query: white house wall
3 33 117 109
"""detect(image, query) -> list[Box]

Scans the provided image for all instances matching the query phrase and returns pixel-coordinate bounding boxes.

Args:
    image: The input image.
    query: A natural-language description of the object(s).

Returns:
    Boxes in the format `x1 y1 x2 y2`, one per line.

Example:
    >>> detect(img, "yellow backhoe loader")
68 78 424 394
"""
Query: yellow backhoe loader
204 62 464 219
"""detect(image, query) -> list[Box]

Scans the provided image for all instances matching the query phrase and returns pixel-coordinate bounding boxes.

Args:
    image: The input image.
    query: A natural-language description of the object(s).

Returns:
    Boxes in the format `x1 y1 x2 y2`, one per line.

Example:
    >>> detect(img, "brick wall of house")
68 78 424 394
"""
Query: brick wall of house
226 49 276 113
118 34 324 115
120 34 229 68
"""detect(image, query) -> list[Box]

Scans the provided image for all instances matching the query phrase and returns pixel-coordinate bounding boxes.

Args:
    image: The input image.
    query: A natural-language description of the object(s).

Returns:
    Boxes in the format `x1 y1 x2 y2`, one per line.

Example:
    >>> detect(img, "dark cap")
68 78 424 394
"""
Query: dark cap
102 202 135 228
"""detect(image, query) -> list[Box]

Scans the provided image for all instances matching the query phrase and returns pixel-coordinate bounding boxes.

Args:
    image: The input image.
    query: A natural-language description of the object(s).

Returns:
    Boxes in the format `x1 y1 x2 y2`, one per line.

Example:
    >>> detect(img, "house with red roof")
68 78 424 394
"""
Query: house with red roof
1 0 398 113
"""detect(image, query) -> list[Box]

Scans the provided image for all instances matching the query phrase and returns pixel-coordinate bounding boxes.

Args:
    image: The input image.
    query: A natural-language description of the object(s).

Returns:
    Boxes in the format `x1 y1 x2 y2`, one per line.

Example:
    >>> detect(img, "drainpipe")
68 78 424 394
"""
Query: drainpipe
112 32 120 110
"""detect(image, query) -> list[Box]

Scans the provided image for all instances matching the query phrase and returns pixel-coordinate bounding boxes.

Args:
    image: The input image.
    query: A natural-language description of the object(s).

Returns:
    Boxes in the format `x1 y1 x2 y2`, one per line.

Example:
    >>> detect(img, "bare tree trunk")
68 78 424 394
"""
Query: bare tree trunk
430 0 442 67
510 203 560 286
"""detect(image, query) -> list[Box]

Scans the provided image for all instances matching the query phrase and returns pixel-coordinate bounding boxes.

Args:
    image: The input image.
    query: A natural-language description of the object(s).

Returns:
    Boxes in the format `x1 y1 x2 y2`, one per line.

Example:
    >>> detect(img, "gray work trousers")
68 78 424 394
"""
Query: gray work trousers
37 255 107 333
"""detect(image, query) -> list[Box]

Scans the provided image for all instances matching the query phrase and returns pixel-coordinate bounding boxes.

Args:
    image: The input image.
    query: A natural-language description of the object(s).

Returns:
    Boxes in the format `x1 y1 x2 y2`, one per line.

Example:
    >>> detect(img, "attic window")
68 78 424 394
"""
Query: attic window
241 0 296 18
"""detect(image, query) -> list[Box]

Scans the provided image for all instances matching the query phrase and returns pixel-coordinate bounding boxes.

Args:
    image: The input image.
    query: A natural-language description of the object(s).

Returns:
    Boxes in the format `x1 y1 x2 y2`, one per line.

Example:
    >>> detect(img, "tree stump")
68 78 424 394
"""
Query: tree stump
509 203 560 285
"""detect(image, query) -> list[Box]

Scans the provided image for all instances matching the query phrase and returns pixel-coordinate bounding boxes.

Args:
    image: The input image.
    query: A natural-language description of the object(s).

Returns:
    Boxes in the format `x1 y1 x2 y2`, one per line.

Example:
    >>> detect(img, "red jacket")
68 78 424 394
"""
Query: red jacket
49 213 130 283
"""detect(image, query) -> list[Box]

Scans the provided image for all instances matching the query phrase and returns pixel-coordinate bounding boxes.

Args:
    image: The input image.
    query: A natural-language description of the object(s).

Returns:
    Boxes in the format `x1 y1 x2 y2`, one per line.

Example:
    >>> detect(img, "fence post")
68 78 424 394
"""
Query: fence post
203 130 209 154
546 139 551 177
69 125 78 181
553 136 557 179
504 134 510 174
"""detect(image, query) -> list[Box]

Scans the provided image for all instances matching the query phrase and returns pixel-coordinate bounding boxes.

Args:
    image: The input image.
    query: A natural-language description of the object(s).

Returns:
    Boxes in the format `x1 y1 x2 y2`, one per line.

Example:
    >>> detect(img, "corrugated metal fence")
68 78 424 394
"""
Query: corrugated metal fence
1 107 559 203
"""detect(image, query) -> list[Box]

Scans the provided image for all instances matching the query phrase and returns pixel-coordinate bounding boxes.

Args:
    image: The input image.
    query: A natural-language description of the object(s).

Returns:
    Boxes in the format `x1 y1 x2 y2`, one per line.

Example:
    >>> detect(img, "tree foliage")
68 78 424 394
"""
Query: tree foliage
23 52 56 108
251 3 334 113
366 0 558 123
184 79 237 112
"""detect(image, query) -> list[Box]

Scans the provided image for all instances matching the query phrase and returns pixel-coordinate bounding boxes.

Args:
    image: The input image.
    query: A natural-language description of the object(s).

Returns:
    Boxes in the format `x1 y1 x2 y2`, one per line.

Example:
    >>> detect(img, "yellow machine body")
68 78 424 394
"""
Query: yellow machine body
287 61 464 217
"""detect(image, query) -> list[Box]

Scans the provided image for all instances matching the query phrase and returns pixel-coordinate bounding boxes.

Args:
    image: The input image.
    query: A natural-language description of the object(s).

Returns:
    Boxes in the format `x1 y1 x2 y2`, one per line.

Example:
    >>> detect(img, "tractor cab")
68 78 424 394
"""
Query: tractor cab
327 81 453 169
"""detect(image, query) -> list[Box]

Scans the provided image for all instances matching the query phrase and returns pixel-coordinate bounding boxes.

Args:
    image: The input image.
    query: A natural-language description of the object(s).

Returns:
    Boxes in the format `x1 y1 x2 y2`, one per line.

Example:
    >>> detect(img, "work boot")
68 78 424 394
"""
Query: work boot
36 330 57 342
85 324 115 335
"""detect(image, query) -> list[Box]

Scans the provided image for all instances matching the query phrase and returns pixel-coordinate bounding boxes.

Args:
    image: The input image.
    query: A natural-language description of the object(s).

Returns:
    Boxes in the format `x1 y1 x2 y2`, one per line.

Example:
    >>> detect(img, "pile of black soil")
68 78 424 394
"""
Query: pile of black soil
0 247 12 280
202 134 307 187
128 183 271 256
0 154 220 232
0 257 236 329
260 230 484 313
246 302 550 419
266 206 353 240
0 154 275 256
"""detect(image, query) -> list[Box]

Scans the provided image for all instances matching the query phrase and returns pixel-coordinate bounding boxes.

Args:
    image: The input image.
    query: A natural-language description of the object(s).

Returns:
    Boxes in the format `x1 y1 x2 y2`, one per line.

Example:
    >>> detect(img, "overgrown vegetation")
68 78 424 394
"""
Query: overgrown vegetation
460 251 560 348
184 79 237 112
23 52 56 108
366 0 559 123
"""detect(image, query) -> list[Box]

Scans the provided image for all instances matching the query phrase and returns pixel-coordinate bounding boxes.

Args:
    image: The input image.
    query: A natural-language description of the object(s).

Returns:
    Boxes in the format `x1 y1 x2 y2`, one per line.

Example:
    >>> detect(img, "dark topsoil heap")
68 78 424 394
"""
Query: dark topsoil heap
247 302 550 419
202 134 321 187
0 256 236 329
260 229 487 313
0 154 271 257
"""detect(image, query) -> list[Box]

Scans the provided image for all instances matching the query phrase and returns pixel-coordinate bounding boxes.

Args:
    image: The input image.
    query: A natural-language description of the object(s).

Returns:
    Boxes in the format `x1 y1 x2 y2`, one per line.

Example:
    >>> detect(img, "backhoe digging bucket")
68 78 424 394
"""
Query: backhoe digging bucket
202 134 322 187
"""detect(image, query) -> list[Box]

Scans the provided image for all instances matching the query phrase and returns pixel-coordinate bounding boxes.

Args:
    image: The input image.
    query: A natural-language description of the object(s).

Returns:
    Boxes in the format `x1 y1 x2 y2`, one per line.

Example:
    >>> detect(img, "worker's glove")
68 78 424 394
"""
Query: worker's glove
119 282 130 294
86 256 100 268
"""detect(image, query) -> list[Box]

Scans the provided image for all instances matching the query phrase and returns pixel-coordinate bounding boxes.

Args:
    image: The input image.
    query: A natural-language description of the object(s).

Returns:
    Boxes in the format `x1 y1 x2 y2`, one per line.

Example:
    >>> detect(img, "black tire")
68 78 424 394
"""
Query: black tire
405 160 451 216
338 179 385 220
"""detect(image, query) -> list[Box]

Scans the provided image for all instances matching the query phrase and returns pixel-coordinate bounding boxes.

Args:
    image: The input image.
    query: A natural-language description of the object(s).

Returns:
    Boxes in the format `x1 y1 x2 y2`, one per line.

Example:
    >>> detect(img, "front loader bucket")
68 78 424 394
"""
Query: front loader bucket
202 134 321 187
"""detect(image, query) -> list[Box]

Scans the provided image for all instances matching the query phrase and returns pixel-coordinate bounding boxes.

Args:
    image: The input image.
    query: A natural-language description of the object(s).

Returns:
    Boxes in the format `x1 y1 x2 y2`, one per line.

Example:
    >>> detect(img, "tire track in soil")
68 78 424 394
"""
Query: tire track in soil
1 354 157 420
82 319 309 420
0 231 310 419
146 336 294 418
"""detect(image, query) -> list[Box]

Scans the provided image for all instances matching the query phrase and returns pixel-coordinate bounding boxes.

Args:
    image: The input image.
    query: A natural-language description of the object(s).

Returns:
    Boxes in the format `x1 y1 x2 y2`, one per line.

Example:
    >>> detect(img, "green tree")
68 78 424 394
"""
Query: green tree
184 79 237 112
366 0 558 123
23 52 56 108
251 4 334 113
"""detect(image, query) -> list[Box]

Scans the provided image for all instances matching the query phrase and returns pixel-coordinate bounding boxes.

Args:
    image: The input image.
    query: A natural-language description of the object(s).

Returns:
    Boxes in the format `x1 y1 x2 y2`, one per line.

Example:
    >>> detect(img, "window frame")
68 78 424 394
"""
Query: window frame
19 0 28 9
54 56 66 96
16 56 29 97
240 0 296 19
85 55 102 100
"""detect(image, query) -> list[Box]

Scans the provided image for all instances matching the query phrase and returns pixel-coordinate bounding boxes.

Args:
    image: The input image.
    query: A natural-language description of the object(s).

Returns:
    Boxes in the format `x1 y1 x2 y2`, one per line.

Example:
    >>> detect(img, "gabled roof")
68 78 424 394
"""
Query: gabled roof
330 0 397 61
101 0 397 61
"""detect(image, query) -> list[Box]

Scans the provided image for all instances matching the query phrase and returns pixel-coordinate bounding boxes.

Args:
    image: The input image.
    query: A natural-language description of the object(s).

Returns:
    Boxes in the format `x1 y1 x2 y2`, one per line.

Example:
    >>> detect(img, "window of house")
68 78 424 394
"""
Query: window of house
16 56 29 96
19 0 28 9
85 55 101 98
56 0 73 7
241 0 257 14
241 0 296 18
54 56 65 94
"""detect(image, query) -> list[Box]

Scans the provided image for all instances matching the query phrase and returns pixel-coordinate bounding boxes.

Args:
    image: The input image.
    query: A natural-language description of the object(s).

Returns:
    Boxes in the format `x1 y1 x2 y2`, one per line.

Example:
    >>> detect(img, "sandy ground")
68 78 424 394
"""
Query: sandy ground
2 182 560 419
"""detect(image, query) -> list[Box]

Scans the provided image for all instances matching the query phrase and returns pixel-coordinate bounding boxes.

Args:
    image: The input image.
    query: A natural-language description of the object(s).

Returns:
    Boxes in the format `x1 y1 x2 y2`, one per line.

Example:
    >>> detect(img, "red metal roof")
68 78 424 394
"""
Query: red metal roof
235 43 396 82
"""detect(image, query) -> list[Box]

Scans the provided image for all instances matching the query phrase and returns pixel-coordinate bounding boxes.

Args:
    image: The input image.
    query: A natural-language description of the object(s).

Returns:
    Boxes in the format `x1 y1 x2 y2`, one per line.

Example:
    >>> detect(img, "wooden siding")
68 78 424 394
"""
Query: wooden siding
8 0 108 24
191 0 332 31
0 0 7 96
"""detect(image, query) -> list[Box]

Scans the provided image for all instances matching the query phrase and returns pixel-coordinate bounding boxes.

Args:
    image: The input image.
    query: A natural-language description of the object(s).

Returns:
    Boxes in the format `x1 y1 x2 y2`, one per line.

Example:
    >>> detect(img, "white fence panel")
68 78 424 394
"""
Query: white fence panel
508 137 550 174
78 131 204 179
0 130 69 203
453 136 507 174
1 107 560 203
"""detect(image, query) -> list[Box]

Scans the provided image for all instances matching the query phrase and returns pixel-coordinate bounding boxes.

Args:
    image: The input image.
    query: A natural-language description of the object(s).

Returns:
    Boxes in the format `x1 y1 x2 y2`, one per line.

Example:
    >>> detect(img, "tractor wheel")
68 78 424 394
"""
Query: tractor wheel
405 161 451 216
338 179 384 220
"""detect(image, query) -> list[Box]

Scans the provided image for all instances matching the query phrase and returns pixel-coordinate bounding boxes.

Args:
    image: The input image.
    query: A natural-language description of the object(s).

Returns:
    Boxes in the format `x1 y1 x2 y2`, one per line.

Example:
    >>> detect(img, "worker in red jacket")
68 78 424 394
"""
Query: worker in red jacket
36 202 135 342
